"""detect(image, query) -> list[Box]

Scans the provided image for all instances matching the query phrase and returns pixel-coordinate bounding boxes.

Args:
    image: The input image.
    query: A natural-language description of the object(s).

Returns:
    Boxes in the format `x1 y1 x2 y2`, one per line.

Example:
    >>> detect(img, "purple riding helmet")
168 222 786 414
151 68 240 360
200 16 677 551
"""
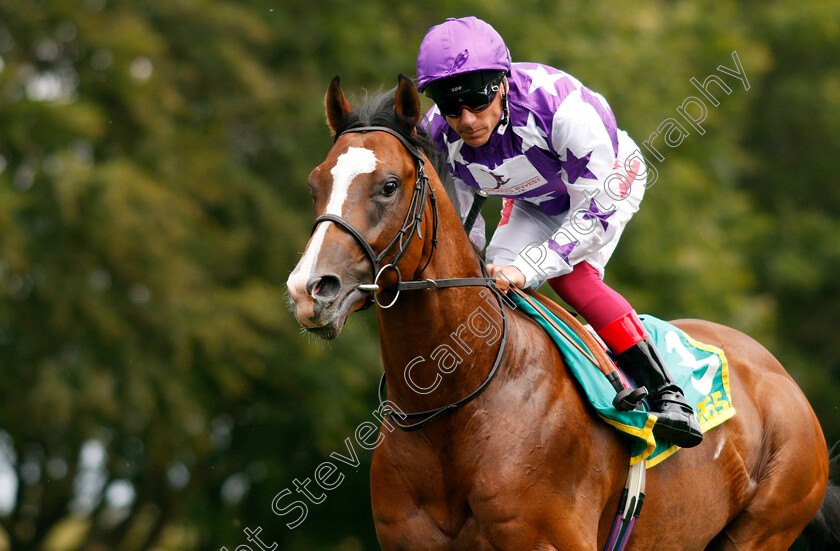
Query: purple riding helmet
417 17 512 119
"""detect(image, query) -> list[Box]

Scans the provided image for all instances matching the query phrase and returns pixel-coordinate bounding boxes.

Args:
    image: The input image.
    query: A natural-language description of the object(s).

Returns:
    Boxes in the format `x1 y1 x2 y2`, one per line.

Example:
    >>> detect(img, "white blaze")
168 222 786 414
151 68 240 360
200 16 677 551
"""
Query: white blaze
287 147 378 294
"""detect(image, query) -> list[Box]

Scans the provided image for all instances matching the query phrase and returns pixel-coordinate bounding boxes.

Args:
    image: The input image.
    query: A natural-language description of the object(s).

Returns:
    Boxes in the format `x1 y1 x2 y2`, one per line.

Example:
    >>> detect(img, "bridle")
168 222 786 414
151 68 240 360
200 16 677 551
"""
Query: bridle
311 126 438 309
309 125 508 431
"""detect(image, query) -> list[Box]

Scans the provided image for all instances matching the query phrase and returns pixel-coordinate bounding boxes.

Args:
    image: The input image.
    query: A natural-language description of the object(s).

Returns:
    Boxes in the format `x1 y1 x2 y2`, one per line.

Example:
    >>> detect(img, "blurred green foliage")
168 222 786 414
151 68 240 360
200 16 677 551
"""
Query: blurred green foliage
0 0 837 549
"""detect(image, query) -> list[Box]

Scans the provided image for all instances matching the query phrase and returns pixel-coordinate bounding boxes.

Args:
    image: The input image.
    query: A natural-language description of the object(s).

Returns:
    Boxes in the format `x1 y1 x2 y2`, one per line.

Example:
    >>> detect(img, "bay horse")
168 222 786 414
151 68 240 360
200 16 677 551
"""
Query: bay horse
286 74 838 550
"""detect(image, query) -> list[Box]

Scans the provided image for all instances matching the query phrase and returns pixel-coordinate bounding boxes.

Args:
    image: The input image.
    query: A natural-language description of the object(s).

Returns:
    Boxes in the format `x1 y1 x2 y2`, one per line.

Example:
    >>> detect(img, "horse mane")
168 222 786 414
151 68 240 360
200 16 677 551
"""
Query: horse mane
332 87 462 215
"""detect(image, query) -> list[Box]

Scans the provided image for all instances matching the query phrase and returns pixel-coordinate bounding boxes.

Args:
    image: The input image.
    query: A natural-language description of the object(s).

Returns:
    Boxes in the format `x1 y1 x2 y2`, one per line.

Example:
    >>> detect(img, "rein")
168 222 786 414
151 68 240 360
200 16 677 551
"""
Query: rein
378 285 508 431
312 125 508 431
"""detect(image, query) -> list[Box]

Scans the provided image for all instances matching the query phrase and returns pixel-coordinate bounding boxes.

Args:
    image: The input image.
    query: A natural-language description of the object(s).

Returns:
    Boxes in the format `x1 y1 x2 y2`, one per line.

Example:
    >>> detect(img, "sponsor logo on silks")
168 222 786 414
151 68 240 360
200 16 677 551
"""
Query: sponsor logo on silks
489 172 511 189
452 49 469 70
506 176 544 193
548 238 578 264
467 156 546 194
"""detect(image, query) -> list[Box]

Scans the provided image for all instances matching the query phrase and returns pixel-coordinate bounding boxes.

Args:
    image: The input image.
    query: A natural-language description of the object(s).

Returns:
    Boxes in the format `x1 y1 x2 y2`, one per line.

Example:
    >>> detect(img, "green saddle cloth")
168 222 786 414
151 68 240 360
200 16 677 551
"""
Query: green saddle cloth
509 293 736 467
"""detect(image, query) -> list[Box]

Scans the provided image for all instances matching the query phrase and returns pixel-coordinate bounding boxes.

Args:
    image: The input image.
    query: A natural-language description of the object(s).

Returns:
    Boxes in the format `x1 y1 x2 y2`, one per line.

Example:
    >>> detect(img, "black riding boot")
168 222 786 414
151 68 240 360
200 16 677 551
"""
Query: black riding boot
616 338 703 448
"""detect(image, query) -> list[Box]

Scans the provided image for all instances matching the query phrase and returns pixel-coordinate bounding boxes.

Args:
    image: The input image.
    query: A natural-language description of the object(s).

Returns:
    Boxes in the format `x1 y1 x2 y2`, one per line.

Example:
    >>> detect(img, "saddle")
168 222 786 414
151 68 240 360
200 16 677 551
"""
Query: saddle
510 288 735 467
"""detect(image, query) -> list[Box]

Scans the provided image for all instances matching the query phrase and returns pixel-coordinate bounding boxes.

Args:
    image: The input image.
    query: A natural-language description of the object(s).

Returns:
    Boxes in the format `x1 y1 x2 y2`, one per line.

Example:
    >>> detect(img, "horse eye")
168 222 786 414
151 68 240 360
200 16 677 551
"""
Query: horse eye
381 180 399 197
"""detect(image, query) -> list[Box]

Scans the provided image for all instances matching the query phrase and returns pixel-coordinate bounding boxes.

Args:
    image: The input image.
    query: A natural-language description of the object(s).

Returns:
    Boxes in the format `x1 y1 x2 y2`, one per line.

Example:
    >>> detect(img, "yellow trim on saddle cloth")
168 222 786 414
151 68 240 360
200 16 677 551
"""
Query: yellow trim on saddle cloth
598 413 659 465
644 329 736 469
681 331 735 408
680 329 737 432
647 443 680 468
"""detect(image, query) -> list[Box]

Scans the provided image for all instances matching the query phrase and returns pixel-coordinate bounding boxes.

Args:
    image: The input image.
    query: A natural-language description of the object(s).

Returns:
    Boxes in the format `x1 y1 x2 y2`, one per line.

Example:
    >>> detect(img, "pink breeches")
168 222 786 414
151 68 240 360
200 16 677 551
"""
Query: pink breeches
548 262 648 354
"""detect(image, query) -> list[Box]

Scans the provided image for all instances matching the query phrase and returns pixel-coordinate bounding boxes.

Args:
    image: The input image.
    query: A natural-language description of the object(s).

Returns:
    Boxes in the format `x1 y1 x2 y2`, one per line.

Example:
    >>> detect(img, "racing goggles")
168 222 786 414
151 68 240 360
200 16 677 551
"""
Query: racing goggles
425 71 504 118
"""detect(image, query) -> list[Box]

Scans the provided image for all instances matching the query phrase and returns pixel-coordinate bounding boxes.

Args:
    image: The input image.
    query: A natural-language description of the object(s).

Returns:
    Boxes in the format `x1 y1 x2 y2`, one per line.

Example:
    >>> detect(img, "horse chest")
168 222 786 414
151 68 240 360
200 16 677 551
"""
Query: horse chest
372 422 593 550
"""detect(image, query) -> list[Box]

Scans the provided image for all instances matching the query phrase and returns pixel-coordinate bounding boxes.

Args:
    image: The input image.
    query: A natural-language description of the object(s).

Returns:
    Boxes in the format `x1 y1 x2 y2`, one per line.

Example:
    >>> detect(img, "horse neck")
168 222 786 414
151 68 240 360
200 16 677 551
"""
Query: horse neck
376 176 505 414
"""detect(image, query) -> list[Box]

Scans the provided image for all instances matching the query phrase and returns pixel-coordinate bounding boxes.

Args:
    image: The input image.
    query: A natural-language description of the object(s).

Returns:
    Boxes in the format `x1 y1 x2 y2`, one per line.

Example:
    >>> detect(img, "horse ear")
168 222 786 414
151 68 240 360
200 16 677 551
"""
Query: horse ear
394 73 421 132
326 75 353 136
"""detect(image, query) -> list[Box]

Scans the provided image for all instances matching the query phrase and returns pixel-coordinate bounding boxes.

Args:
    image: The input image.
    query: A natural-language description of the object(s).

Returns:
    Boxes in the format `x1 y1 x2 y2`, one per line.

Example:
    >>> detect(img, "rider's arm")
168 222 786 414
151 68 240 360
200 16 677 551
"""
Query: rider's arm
511 91 628 286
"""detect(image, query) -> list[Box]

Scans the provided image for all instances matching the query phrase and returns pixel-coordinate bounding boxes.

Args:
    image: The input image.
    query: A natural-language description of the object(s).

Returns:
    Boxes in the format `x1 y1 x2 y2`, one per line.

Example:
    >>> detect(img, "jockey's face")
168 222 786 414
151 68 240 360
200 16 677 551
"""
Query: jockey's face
443 80 505 148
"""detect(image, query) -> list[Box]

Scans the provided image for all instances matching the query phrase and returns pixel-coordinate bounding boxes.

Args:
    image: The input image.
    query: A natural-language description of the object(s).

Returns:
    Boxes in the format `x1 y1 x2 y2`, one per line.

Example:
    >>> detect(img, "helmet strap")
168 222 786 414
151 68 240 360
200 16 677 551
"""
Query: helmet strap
499 77 510 129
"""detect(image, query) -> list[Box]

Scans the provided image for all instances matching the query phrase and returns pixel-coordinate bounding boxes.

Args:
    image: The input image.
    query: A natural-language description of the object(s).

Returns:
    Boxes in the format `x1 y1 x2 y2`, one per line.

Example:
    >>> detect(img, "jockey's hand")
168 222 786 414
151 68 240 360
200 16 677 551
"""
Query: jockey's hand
486 264 525 293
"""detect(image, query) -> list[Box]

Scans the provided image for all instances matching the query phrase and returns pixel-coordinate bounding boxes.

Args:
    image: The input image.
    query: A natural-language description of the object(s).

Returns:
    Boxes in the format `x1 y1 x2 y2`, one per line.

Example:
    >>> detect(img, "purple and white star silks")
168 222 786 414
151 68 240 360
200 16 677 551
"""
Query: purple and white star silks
422 61 643 286
512 112 549 152
523 65 566 96
580 198 616 231
422 62 617 209
562 148 596 184
548 238 578 264
442 132 465 171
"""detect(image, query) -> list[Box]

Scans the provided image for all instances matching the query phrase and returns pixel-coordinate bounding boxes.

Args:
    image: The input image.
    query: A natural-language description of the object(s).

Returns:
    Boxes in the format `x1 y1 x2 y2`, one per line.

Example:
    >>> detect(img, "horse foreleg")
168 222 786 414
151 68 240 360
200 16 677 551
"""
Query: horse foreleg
375 514 454 551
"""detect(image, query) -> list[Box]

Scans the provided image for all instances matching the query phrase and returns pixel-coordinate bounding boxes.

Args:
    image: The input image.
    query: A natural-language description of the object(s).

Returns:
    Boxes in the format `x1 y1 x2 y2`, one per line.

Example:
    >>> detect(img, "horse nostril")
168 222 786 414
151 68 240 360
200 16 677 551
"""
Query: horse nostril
307 274 342 301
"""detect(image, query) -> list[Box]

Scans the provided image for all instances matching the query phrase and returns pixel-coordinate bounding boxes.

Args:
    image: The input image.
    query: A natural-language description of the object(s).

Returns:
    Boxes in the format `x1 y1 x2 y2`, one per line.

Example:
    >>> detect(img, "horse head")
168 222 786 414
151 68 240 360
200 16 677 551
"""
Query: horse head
287 75 435 339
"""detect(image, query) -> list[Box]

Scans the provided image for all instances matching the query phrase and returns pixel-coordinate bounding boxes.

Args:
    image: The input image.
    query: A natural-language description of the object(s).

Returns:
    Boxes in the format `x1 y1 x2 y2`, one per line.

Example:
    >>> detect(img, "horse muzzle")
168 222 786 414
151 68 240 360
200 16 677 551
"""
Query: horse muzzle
287 270 369 339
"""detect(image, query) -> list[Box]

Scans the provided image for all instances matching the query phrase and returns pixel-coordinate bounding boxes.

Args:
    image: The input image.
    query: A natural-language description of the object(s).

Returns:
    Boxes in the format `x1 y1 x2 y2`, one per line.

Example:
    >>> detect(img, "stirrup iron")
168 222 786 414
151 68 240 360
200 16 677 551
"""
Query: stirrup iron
613 385 648 412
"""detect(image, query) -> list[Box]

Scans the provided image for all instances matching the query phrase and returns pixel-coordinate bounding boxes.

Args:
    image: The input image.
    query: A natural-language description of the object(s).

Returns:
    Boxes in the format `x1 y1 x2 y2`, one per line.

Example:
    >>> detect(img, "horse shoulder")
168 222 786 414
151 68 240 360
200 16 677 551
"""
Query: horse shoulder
459 311 627 539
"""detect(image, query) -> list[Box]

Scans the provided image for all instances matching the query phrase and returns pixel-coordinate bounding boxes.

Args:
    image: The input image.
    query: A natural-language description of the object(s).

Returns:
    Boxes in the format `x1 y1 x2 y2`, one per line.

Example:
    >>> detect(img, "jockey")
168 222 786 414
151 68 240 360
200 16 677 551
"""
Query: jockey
417 16 703 448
